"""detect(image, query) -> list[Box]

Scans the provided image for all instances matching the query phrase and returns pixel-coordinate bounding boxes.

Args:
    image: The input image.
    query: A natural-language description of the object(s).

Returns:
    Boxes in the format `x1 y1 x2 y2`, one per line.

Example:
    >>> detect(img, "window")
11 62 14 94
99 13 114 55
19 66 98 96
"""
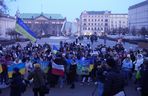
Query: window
101 28 103 30
95 23 96 25
94 27 96 30
98 19 100 21
92 23 93 25
105 19 108 22
88 28 90 30
88 19 90 21
95 19 97 21
88 23 90 25
83 19 87 21
98 28 99 30
105 23 108 26
91 28 93 30
83 27 86 30
92 19 93 21
101 19 103 22
83 23 86 26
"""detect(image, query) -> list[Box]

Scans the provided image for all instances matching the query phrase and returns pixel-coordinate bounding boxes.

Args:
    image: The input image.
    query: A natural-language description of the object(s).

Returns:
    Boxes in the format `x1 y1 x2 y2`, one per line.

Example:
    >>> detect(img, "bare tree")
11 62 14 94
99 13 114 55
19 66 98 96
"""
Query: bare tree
6 28 21 40
140 27 147 39
0 0 16 16
131 26 136 36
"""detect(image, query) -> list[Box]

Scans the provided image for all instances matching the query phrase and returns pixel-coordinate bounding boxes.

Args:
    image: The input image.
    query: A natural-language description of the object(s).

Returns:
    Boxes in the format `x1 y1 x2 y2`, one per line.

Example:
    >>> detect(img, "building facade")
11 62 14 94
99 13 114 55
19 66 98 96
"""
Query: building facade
128 0 148 33
0 15 16 39
19 13 66 36
109 14 128 31
80 11 128 35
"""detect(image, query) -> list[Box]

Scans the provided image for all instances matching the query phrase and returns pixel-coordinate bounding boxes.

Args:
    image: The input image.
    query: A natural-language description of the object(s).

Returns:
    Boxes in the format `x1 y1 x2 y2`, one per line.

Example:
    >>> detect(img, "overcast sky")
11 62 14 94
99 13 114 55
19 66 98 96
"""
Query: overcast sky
6 0 144 21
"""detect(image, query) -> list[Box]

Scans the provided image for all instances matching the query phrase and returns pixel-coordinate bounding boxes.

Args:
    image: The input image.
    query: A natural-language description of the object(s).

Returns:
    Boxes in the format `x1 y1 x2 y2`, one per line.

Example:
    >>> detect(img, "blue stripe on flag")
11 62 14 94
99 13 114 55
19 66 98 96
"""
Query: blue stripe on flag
15 18 37 42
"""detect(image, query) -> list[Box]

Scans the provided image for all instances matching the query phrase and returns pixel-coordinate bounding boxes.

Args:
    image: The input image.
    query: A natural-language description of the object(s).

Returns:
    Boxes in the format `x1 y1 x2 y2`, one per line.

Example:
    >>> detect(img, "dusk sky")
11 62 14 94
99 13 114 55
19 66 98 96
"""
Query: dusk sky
6 0 144 21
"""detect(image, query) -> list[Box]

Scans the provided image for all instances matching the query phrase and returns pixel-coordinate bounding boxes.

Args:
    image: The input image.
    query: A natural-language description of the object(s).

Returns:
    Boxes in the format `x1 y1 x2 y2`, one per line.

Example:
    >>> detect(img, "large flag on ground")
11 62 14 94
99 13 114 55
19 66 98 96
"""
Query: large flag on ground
51 62 64 76
15 18 37 42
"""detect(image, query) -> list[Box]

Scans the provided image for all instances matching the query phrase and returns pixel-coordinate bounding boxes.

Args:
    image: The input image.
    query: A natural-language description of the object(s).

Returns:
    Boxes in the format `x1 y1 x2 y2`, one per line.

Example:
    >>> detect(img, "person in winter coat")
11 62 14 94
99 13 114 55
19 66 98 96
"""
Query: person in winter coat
28 63 46 96
140 59 148 96
122 56 133 85
97 63 107 96
103 58 125 96
10 68 24 96
69 59 77 89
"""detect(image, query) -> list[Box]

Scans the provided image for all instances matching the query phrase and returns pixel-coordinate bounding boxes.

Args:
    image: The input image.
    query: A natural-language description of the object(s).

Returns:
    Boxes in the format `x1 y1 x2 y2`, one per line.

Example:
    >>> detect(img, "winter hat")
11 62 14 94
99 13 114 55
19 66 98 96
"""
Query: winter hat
34 63 40 68
106 58 116 68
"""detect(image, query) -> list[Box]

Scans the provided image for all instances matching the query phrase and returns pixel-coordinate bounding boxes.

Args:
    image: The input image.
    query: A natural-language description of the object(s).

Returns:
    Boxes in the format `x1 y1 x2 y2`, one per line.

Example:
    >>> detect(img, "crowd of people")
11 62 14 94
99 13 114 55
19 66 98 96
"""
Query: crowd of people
0 39 148 96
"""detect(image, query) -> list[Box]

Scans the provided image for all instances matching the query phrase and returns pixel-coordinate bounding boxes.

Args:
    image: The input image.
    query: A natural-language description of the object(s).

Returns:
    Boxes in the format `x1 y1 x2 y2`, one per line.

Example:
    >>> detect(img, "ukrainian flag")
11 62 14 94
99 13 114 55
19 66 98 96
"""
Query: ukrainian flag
0 64 3 73
52 45 58 54
8 63 26 78
15 18 37 42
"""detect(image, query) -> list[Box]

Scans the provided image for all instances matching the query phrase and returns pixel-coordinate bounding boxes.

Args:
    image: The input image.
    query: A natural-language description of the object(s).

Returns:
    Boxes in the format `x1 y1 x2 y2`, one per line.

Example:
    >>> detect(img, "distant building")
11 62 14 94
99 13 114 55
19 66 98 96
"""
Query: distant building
0 15 16 39
61 19 80 36
18 12 66 36
128 0 148 33
80 11 128 35
109 14 128 31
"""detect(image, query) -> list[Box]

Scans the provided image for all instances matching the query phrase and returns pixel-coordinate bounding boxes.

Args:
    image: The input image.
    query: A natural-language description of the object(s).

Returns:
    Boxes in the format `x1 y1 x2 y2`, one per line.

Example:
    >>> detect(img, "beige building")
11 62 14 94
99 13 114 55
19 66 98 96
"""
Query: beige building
128 0 148 33
19 13 66 36
80 11 128 35
0 15 16 39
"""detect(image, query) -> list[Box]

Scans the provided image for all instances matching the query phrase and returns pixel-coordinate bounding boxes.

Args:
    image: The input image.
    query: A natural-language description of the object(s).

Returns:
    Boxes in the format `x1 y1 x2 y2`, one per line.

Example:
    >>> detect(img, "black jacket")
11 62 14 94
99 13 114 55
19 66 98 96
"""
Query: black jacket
103 69 125 96
10 72 23 96
28 68 46 88
140 65 148 95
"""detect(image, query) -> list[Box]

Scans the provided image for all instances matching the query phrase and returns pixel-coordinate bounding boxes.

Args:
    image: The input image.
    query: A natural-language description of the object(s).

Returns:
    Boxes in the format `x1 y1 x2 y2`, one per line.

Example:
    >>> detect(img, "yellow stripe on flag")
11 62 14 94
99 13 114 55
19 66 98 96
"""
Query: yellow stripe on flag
19 68 26 75
89 64 94 72
0 64 2 73
8 72 13 78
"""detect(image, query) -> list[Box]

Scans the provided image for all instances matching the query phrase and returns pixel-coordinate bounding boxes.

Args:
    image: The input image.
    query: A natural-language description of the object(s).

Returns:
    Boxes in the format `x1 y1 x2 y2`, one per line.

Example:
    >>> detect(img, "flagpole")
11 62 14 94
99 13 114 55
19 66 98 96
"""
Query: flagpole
41 0 43 13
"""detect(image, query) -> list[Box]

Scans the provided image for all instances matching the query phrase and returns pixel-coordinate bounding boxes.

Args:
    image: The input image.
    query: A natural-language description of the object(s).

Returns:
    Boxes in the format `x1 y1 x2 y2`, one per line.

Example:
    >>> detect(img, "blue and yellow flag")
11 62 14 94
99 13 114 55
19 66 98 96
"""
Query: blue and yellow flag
8 63 26 78
15 18 37 42
0 64 3 73
52 45 58 54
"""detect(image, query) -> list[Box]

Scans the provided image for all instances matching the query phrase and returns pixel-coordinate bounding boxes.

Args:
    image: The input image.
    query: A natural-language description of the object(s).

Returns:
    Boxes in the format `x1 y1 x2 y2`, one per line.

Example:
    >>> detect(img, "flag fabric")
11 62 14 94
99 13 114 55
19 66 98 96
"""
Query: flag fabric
8 63 26 78
76 59 90 75
89 64 94 72
52 45 58 54
39 61 49 73
51 62 64 76
0 64 3 73
15 18 37 42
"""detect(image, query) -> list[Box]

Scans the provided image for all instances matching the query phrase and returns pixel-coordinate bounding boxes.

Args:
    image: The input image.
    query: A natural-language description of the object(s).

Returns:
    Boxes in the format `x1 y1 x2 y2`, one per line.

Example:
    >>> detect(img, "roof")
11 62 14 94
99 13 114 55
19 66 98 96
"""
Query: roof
19 13 64 19
129 0 148 10
110 13 128 15
86 11 111 15
0 14 15 19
